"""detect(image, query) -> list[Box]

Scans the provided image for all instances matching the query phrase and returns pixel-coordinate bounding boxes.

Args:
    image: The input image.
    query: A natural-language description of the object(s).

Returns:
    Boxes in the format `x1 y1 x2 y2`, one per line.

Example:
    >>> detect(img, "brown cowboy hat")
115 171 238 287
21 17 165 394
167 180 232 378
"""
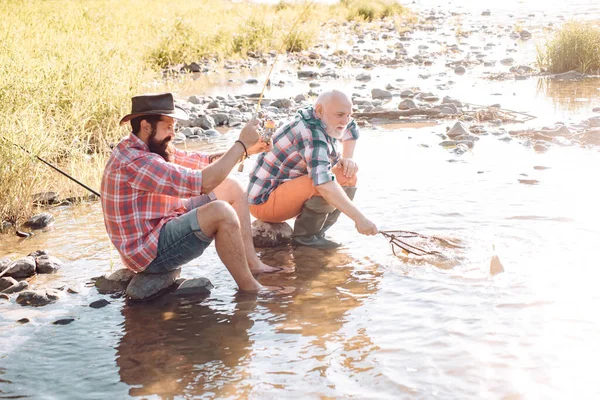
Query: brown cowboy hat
119 92 189 125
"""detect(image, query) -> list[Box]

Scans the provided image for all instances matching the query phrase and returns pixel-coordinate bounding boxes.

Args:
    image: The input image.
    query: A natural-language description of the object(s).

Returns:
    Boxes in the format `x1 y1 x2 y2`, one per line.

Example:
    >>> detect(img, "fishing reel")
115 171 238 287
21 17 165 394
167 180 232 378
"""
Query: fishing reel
260 119 276 142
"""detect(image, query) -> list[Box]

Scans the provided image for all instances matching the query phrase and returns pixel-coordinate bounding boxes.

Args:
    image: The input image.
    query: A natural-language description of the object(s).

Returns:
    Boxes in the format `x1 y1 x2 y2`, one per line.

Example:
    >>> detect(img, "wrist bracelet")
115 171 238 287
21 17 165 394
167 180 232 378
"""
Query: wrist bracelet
235 140 248 158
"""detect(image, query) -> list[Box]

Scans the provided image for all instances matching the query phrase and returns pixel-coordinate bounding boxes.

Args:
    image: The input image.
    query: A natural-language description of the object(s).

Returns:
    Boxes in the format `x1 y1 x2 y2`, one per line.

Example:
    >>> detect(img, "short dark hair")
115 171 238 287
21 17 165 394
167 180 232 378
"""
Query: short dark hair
130 115 164 135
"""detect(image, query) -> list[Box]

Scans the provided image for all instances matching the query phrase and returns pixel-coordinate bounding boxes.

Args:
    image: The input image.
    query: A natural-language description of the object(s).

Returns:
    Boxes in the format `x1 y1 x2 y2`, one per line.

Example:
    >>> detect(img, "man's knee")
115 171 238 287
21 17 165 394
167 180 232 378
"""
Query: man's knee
222 177 245 199
197 200 240 228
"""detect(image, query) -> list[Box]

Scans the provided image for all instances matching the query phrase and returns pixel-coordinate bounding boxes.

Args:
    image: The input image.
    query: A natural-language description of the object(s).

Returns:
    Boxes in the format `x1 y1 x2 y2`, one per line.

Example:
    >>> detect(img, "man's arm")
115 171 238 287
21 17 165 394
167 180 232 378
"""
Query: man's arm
342 139 357 159
316 181 377 235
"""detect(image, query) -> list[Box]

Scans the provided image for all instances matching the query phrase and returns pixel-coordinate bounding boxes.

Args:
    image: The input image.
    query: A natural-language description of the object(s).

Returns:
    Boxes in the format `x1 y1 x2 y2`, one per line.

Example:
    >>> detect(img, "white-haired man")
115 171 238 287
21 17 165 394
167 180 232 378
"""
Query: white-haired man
247 90 378 249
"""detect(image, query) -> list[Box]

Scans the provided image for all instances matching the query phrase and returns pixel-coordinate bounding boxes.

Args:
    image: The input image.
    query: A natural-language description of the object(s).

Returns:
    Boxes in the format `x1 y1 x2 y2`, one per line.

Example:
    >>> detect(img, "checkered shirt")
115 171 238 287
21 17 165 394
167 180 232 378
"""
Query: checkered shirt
101 133 211 272
248 106 359 205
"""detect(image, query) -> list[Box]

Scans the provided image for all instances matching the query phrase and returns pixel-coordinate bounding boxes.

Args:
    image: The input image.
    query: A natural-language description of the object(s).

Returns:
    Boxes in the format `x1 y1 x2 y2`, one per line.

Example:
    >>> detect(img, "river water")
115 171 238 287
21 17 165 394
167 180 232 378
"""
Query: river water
2 1 600 399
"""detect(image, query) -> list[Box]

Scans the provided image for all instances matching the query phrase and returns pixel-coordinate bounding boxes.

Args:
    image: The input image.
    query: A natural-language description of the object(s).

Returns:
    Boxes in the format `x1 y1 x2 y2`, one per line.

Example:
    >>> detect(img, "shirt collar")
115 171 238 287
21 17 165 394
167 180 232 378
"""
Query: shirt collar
298 106 328 132
126 132 150 151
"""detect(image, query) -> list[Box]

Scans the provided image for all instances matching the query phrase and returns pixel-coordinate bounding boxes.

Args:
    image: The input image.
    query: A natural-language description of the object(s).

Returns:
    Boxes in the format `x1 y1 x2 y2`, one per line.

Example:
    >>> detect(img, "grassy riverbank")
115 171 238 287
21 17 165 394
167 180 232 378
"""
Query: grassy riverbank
537 20 600 73
0 0 410 224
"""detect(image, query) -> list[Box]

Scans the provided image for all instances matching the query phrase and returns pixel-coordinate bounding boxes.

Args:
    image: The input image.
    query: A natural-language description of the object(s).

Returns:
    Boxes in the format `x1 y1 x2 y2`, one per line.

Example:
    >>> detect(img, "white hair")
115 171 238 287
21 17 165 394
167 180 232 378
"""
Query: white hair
314 89 352 108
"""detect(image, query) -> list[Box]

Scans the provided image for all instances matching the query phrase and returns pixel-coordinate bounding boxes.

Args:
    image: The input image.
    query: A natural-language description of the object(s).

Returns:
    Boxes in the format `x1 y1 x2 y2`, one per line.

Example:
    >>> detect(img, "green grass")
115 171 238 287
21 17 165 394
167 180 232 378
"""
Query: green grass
537 20 600 73
0 0 411 224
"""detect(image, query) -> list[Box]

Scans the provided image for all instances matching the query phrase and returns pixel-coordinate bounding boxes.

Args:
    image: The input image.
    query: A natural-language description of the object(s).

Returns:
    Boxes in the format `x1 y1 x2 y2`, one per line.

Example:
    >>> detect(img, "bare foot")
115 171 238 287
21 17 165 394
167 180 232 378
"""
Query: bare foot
238 284 295 296
248 260 284 275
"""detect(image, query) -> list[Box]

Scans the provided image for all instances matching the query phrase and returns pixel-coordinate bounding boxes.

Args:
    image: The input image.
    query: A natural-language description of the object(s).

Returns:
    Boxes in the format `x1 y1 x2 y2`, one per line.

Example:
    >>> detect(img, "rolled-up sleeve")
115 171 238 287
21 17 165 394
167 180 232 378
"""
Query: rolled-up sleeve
173 148 211 169
297 128 334 186
126 153 204 197
341 119 360 141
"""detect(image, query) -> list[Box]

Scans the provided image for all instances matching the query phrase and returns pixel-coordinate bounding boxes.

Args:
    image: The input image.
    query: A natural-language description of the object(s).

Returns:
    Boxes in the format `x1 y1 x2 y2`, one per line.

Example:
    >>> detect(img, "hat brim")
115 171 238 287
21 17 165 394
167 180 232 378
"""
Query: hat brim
119 106 189 126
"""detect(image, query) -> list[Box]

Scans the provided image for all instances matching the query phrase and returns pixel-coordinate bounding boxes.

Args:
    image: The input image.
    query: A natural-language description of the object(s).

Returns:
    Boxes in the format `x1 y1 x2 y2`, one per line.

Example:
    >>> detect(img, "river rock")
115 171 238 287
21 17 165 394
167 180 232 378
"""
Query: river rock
125 268 181 300
553 70 584 80
28 249 49 258
173 277 214 297
593 107 600 113
0 257 10 272
588 117 600 127
298 70 319 79
0 277 18 291
35 255 63 274
1 221 13 233
89 299 110 309
252 220 293 248
454 66 466 74
400 90 414 98
2 281 29 294
4 256 36 279
446 121 470 139
16 289 61 307
398 99 417 110
0 293 9 301
53 318 75 325
22 213 54 230
94 268 135 294
193 115 215 130
32 192 59 205
371 89 392 100
271 98 293 109
211 113 229 126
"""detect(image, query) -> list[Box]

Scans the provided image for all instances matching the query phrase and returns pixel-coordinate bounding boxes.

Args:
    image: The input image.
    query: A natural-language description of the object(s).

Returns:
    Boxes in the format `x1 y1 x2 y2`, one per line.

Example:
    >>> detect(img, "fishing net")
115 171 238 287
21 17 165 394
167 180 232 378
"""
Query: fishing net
379 230 465 258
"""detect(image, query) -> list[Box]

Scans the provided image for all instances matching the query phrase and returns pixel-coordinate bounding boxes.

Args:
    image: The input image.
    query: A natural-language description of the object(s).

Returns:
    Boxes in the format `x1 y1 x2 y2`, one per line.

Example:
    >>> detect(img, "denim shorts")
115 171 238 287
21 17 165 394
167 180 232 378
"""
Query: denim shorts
143 194 215 274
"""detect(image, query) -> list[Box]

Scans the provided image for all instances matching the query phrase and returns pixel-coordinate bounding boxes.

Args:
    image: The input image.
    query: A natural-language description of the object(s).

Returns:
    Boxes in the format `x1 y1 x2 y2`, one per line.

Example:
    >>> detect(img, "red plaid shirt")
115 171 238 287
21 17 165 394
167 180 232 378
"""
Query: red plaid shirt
101 133 210 272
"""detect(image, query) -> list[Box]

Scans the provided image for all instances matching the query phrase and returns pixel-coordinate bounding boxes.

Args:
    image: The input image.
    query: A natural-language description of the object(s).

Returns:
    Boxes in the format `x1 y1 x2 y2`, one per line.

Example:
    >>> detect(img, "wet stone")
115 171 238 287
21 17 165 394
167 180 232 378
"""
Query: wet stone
22 212 54 230
89 299 110 309
173 277 214 297
0 293 9 301
2 281 29 294
446 121 470 139
0 277 18 292
4 257 36 279
28 249 49 258
32 192 60 205
16 289 61 307
371 88 392 100
35 255 63 274
17 318 29 324
125 268 181 301
94 267 135 294
53 318 75 325
252 220 293 248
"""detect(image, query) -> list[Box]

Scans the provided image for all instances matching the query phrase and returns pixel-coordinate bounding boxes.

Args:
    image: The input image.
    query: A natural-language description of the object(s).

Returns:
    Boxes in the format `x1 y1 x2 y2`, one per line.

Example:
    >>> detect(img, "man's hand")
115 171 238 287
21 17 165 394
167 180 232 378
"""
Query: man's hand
238 119 261 150
355 216 378 236
336 158 359 178
247 139 272 156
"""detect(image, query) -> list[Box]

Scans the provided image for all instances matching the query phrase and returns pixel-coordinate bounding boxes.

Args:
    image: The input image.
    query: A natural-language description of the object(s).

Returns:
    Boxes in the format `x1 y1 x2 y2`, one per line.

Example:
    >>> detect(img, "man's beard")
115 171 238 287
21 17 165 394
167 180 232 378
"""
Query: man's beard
148 126 174 162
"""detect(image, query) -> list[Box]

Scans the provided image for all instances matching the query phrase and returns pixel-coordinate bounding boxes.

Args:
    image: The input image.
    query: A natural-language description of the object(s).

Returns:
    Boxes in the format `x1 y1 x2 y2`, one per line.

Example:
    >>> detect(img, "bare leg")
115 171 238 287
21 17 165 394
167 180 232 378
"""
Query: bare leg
213 178 281 274
196 201 262 292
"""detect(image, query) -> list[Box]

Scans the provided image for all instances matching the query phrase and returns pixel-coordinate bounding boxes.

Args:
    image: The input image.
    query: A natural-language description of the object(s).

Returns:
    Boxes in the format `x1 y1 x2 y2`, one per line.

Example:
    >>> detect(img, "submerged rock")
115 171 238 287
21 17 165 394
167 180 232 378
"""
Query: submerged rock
16 289 61 307
252 220 293 248
2 281 29 294
125 269 181 301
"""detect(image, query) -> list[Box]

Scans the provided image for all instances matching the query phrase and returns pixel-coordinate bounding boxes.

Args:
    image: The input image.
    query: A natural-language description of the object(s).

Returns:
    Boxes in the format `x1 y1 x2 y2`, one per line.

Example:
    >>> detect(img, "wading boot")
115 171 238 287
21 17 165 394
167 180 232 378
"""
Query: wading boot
292 196 341 249
317 186 357 239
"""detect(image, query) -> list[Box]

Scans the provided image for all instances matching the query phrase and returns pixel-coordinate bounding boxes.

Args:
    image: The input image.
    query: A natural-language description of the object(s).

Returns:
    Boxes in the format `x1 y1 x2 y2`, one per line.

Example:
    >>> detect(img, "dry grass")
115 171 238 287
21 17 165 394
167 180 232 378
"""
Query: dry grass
537 20 600 73
0 0 412 224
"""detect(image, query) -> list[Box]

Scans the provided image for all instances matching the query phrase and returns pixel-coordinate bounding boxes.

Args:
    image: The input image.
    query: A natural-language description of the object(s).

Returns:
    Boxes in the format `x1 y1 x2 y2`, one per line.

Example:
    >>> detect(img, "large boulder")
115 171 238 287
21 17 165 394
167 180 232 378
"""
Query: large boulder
126 268 181 301
252 220 293 248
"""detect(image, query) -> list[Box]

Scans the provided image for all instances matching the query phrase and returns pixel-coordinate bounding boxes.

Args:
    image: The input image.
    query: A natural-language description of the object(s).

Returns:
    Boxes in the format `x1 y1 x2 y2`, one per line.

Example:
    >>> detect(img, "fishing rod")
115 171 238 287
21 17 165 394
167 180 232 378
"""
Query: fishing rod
0 135 101 198
238 0 316 172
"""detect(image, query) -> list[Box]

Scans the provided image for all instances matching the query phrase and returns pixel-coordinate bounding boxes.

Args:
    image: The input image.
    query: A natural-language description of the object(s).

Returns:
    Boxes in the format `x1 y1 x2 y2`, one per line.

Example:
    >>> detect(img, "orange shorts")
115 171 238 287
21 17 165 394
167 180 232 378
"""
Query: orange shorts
249 166 357 223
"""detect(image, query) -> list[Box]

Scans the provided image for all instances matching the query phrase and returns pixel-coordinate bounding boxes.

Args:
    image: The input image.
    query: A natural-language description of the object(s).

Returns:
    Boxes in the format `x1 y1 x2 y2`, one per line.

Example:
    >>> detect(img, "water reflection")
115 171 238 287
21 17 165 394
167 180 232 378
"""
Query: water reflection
536 77 600 112
115 247 382 398
117 295 256 398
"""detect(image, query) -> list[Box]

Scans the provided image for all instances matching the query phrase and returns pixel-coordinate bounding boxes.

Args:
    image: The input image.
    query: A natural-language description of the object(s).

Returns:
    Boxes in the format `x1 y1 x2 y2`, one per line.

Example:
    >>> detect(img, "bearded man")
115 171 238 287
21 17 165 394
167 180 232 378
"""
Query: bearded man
101 93 279 293
247 89 378 249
